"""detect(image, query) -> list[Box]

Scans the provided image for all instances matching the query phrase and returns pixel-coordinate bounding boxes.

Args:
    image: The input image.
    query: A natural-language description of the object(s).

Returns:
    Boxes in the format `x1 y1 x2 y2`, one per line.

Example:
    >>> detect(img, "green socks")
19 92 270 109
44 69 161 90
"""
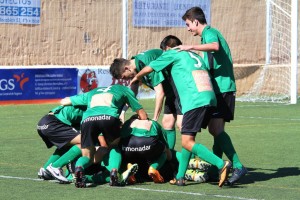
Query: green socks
75 156 91 170
176 148 191 179
165 129 176 149
150 152 167 170
85 170 110 184
43 147 69 169
191 143 224 170
215 131 243 169
101 147 122 171
52 145 82 168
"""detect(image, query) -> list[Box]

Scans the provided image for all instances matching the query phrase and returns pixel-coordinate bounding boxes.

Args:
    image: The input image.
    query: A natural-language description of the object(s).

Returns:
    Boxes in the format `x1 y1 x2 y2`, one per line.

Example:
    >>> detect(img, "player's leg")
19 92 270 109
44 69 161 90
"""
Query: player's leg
38 148 67 180
37 115 70 180
172 107 231 187
162 96 182 149
46 129 82 183
74 117 100 188
208 92 247 184
162 114 177 149
148 151 166 183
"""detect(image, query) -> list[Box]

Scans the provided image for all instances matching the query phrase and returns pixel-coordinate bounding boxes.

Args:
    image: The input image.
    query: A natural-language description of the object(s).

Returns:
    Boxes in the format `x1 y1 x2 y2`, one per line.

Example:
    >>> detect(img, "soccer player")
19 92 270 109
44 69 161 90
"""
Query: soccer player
110 49 182 150
120 114 171 183
174 6 247 185
60 84 147 188
130 35 232 187
37 105 86 183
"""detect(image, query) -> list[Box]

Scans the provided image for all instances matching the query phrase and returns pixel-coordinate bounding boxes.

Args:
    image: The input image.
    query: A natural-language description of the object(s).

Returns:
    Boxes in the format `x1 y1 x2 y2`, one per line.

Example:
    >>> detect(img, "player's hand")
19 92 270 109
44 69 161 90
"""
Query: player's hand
172 45 193 51
129 76 140 86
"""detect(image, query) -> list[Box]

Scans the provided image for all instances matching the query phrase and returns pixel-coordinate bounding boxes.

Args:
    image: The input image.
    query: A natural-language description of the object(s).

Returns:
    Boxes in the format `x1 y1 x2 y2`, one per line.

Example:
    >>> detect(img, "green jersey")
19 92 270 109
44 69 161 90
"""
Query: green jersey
201 25 236 94
50 105 86 129
121 118 168 147
133 49 174 97
149 50 216 114
70 84 143 122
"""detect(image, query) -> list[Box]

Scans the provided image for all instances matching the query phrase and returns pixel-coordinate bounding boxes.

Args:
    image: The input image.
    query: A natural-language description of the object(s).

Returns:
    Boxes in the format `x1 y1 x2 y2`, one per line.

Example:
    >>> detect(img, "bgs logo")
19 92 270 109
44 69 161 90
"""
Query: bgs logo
0 73 29 91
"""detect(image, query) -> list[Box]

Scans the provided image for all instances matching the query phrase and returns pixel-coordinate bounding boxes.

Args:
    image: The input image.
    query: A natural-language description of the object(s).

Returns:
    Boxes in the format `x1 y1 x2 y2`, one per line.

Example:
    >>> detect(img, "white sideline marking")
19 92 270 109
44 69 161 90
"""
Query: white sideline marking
0 175 263 200
119 187 262 200
0 175 43 181
238 116 300 121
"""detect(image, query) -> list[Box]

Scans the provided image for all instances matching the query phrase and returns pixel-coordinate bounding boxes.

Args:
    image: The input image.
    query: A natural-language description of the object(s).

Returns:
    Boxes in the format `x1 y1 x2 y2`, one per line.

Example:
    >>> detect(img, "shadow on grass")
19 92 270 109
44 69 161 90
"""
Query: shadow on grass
234 167 300 185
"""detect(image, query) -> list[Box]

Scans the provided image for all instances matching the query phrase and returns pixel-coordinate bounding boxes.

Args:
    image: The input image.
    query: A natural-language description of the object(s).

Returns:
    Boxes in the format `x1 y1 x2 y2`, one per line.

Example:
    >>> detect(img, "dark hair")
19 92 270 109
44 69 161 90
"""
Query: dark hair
109 58 130 79
160 35 182 50
182 7 207 24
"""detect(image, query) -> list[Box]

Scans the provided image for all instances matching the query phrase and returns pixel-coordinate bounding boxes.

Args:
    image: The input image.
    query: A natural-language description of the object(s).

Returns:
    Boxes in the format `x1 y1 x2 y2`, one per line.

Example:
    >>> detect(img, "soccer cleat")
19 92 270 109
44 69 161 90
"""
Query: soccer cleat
188 159 212 172
148 166 164 183
185 169 209 183
109 168 122 186
122 163 138 185
227 166 248 185
46 164 70 183
169 178 186 186
65 161 76 182
38 167 54 180
75 166 86 188
218 161 232 187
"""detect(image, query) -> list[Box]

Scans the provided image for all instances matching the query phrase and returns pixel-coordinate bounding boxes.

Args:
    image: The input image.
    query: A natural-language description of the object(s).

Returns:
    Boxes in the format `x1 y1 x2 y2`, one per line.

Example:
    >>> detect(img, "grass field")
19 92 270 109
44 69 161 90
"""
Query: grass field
0 100 299 200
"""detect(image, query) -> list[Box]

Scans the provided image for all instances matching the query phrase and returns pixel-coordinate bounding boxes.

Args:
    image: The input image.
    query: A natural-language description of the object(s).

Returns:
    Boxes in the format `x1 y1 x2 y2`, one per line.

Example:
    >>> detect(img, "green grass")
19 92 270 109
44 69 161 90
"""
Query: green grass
0 100 300 200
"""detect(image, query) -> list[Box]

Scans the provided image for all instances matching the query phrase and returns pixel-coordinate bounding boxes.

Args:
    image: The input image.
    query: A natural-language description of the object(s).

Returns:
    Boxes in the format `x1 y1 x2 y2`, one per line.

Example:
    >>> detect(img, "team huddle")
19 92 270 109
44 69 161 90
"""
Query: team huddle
36 7 247 188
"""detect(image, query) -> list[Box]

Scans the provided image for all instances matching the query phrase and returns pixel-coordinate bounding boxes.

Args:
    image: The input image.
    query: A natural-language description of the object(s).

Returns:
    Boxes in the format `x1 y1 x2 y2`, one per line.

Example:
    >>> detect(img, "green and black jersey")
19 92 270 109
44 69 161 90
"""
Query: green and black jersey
149 50 216 114
201 25 236 94
70 84 143 122
132 49 174 97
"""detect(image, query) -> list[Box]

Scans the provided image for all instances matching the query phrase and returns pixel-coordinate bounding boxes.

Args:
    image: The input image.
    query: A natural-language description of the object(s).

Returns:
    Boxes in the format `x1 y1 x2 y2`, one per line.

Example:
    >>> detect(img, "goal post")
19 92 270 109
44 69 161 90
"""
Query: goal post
290 0 298 104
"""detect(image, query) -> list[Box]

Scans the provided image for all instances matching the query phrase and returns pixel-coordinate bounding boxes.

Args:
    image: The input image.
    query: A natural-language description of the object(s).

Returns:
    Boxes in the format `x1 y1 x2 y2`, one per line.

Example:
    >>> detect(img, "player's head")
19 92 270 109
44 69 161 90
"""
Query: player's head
182 7 207 24
160 35 182 50
110 58 135 79
182 7 207 36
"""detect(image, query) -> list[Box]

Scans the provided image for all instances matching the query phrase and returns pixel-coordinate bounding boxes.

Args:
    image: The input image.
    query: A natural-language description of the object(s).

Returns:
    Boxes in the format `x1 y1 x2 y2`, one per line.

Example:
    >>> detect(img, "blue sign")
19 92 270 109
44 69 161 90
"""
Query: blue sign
0 68 77 100
0 0 40 24
133 0 211 27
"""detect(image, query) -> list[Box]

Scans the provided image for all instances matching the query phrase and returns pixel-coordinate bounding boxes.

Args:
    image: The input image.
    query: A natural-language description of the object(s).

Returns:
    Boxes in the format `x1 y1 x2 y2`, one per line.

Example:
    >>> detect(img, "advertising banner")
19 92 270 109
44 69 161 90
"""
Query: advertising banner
0 68 77 101
133 0 211 27
0 0 40 24
77 66 155 99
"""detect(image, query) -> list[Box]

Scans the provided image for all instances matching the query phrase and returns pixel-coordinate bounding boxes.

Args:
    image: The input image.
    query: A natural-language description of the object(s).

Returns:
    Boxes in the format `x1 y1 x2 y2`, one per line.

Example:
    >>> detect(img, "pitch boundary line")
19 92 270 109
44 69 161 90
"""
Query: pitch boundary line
0 175 263 200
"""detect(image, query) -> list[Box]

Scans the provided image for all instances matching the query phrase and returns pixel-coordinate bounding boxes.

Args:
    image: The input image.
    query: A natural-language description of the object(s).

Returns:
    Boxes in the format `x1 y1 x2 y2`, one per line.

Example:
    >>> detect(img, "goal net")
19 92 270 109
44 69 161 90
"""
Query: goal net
236 0 298 103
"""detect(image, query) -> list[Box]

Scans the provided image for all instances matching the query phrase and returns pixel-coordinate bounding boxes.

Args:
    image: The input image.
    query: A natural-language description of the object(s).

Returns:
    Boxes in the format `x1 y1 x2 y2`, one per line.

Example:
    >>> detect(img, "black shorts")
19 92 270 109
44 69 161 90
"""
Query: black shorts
181 106 214 136
212 92 235 122
37 114 80 149
120 135 165 163
81 115 121 148
164 94 182 115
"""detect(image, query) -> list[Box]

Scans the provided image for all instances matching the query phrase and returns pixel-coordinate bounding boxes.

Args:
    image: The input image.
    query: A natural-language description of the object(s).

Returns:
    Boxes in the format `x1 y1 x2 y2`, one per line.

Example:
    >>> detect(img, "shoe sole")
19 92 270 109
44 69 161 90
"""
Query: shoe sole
149 171 164 183
218 161 232 187
122 164 138 184
75 170 86 188
110 170 119 186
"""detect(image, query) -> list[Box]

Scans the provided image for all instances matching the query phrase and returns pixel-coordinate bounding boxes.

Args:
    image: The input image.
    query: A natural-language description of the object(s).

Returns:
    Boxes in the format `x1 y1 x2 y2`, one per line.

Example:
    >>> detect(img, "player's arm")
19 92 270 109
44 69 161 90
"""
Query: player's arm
173 42 219 52
130 66 153 86
60 97 72 106
152 83 165 121
120 82 140 123
136 108 148 120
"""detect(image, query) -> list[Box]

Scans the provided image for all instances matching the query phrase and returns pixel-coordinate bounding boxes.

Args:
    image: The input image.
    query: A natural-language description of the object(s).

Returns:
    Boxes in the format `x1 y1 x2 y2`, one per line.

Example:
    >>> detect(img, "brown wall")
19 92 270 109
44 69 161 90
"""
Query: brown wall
0 0 298 66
